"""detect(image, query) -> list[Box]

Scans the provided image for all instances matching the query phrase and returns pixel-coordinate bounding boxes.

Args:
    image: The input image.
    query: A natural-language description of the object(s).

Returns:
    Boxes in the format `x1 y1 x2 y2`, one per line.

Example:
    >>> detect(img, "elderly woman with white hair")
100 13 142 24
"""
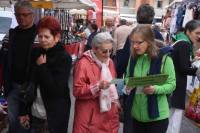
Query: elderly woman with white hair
73 32 120 133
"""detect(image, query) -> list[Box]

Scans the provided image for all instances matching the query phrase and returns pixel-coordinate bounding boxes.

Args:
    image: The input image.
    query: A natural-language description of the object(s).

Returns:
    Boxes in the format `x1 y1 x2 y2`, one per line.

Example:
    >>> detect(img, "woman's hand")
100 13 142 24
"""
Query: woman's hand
143 85 155 95
114 99 122 113
194 50 200 61
99 80 110 90
19 115 30 129
123 86 133 95
36 54 46 65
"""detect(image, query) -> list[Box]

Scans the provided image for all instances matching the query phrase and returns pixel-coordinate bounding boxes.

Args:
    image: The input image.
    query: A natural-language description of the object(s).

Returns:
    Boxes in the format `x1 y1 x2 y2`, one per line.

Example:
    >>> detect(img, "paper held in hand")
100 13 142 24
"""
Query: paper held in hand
127 74 169 87
110 79 124 84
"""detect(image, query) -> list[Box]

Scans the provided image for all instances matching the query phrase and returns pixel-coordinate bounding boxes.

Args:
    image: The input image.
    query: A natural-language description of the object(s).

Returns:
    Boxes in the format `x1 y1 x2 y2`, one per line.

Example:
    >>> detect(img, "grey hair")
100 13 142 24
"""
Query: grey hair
14 1 34 13
92 32 114 47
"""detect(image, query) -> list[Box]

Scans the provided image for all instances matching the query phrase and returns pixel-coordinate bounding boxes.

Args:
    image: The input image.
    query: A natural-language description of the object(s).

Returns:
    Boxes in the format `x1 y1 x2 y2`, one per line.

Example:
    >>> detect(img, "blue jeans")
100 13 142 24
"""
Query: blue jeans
7 84 30 133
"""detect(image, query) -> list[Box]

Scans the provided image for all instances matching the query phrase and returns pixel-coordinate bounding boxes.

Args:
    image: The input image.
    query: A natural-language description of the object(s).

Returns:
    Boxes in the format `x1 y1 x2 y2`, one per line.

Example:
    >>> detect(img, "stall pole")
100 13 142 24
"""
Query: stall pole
102 0 103 27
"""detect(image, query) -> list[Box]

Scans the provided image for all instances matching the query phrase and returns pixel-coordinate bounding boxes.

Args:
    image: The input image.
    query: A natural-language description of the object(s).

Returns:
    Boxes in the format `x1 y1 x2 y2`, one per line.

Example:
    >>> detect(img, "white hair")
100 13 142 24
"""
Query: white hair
92 32 114 47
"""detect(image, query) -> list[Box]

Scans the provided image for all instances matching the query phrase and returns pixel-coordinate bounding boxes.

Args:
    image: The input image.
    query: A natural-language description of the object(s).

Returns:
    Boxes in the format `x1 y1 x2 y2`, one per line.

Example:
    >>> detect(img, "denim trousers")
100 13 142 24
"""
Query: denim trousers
7 84 30 133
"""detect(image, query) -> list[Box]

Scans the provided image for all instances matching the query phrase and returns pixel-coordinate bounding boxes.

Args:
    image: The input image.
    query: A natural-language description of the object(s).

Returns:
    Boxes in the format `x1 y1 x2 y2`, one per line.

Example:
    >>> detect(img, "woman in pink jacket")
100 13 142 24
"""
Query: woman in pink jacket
73 32 120 133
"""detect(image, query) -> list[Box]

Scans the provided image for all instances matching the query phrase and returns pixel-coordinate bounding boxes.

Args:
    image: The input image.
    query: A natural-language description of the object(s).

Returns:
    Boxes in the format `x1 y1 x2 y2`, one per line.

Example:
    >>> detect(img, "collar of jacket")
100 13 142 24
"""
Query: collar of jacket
173 32 194 58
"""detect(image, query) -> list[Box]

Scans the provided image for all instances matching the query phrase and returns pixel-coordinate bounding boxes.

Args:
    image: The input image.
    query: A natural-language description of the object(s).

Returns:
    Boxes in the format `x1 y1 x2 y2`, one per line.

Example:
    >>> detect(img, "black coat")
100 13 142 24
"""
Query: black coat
171 41 197 109
20 43 72 133
1 25 37 96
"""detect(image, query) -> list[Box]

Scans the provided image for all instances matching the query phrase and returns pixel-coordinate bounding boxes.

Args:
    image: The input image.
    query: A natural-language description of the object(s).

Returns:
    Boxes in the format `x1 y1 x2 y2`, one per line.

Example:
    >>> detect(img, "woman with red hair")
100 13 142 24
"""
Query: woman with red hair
19 16 72 133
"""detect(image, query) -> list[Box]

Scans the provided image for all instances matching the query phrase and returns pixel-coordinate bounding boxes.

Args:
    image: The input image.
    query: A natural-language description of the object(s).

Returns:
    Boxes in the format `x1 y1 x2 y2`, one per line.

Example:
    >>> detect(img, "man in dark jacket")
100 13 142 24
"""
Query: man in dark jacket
1 1 38 132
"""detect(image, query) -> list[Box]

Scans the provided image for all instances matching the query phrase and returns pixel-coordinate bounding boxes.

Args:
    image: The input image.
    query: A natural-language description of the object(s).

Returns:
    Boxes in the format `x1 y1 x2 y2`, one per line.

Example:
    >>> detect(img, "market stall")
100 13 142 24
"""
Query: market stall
168 0 200 35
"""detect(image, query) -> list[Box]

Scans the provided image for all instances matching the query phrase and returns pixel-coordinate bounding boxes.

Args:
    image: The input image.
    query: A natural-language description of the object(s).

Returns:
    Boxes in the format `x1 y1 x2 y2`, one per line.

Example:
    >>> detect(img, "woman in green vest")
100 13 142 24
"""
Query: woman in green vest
124 24 176 133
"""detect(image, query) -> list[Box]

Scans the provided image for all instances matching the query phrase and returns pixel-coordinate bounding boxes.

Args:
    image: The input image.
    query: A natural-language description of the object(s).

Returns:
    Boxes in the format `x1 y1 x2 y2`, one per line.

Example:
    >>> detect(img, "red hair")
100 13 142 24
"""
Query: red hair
37 16 61 37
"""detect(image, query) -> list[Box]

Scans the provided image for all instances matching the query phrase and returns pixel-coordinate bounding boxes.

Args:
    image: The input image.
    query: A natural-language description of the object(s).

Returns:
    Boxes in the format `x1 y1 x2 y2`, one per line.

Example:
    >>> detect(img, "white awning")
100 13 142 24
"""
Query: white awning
53 0 97 10
69 9 87 15
103 9 119 17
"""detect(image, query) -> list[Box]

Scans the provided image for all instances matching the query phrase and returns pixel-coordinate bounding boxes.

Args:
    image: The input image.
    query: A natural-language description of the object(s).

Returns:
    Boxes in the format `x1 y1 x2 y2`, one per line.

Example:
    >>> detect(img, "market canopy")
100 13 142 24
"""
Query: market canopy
30 0 96 9
54 0 96 9
53 0 96 10
69 9 87 15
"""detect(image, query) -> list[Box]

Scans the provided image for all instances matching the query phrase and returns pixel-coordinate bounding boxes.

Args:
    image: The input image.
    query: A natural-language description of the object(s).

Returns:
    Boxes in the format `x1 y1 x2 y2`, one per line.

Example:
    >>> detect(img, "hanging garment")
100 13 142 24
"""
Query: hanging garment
176 6 186 31
182 8 194 28
170 8 179 34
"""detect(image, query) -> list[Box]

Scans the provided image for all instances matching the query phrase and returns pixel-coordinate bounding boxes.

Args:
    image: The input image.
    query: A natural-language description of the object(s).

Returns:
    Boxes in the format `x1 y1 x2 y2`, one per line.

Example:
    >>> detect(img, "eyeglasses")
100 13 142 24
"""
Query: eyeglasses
15 12 33 17
99 48 113 54
131 40 145 45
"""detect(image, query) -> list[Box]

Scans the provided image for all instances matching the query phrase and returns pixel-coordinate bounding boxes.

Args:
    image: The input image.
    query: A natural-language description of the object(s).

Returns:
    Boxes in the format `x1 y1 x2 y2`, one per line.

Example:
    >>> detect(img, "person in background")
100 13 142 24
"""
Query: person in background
115 4 164 78
0 1 37 132
162 9 172 31
83 20 92 39
19 16 72 133
73 32 120 133
86 23 98 50
125 24 176 133
101 17 115 36
167 20 200 133
162 8 172 43
113 19 132 56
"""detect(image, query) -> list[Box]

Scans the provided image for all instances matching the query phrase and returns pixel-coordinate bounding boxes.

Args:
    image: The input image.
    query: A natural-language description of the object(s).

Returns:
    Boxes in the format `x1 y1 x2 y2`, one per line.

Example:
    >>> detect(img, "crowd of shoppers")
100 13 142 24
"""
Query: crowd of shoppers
1 1 200 133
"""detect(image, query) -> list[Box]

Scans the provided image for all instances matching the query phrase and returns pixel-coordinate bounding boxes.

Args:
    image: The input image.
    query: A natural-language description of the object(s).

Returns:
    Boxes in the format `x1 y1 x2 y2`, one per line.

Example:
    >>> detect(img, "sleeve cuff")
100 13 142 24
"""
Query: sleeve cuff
90 83 100 96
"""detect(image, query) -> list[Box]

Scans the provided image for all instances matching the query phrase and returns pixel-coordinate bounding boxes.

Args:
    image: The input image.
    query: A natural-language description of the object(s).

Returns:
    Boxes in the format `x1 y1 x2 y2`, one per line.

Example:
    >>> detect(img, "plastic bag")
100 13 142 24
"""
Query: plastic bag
185 87 200 124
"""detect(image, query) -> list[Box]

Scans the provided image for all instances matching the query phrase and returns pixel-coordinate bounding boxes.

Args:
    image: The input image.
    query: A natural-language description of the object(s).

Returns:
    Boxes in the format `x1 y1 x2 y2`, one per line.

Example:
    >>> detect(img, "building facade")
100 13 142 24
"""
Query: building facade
103 0 174 20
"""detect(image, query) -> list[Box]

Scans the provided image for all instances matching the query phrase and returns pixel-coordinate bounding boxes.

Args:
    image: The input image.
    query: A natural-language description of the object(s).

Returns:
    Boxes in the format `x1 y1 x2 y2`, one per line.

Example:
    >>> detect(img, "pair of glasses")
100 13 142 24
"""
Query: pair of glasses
131 40 145 45
99 49 113 54
15 12 32 17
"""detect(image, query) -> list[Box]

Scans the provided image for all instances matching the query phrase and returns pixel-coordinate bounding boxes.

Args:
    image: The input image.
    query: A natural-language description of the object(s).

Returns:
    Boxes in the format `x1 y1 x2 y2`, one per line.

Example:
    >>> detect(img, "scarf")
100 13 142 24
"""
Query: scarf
90 51 118 101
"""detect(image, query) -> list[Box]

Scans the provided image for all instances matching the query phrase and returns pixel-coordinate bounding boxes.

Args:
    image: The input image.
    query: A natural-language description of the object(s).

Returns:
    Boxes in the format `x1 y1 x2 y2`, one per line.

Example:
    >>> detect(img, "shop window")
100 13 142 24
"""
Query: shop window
124 0 129 7
157 0 163 8
112 0 116 6
103 0 116 7
103 0 107 6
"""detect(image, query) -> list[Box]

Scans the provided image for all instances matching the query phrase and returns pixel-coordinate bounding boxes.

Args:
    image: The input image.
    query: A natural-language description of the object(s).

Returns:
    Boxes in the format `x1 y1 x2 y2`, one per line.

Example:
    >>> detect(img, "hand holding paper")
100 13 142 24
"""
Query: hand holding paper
99 80 110 90
143 86 155 94
110 79 124 85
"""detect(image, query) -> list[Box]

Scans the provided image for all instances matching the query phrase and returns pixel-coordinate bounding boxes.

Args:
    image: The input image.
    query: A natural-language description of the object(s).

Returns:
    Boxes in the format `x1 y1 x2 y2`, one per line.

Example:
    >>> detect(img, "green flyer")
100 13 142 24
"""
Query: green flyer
127 74 169 87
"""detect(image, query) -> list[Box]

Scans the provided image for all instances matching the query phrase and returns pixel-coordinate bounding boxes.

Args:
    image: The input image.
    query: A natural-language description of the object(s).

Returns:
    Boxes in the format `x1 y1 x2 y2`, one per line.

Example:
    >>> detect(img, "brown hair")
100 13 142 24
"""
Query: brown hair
130 24 159 58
